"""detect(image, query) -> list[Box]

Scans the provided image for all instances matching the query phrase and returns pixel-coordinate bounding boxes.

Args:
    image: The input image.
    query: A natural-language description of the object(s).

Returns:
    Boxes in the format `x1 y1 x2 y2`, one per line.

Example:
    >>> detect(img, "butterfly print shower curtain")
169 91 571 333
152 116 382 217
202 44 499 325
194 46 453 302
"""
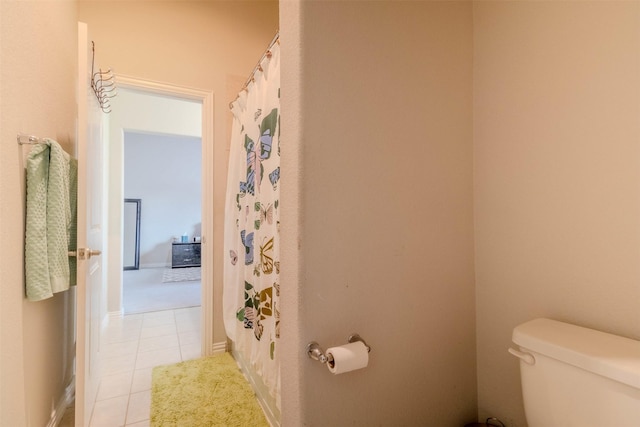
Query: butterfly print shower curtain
224 42 281 409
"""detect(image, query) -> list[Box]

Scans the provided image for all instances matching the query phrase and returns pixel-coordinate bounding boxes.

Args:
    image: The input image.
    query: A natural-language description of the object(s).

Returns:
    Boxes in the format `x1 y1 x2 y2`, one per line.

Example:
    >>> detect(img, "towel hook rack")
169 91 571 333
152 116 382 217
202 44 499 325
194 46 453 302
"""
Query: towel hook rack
90 41 117 114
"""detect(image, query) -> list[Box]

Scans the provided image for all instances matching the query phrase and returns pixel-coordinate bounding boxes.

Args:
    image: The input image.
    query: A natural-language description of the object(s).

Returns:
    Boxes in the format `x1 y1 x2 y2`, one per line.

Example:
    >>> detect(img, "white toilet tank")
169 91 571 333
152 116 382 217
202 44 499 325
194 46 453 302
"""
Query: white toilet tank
509 318 640 427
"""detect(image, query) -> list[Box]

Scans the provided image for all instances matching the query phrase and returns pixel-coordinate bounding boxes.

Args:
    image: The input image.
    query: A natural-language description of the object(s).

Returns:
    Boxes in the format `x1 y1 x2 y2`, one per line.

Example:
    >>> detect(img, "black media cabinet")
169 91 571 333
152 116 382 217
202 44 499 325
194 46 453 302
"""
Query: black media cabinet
171 242 201 268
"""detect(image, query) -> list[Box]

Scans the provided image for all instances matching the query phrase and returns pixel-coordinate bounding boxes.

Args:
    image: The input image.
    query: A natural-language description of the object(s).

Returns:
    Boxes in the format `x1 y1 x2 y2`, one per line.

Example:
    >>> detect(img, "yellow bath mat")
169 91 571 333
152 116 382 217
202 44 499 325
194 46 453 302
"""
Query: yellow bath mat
151 353 269 427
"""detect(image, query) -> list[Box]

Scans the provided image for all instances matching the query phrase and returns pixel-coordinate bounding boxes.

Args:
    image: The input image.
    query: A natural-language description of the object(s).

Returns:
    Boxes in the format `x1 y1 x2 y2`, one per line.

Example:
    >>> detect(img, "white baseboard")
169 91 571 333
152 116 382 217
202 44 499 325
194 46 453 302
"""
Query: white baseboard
139 262 171 269
108 310 123 319
231 349 280 427
211 341 226 354
46 379 75 427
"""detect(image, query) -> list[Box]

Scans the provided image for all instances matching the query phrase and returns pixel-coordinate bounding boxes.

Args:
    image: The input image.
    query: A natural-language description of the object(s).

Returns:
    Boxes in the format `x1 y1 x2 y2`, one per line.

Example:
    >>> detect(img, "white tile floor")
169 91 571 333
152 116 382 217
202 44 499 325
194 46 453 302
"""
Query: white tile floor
90 307 202 427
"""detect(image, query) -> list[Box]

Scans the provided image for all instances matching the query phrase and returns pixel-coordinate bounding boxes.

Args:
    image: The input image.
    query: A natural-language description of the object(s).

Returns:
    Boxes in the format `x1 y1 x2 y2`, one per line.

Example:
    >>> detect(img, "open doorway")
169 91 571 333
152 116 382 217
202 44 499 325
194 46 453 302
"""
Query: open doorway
122 130 202 314
105 78 215 356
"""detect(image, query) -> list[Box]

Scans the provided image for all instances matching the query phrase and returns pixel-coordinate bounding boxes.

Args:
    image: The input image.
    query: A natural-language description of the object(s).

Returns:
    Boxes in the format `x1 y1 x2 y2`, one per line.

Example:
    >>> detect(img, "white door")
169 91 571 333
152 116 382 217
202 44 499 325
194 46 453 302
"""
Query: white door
75 22 105 427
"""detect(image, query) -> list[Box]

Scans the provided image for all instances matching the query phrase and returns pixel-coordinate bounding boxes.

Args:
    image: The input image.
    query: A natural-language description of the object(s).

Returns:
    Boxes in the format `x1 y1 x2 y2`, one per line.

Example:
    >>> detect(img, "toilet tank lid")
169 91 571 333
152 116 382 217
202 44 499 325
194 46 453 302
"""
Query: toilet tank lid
513 318 640 390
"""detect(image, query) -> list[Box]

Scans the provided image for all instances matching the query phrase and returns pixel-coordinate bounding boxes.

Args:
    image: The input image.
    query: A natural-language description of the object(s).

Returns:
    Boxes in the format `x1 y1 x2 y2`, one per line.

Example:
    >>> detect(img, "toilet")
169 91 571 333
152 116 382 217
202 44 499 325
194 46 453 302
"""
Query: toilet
509 318 640 426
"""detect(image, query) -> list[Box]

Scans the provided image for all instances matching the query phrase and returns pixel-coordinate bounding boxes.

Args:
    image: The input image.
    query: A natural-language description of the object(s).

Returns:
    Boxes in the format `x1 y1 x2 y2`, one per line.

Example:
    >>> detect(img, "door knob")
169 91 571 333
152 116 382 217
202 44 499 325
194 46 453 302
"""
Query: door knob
77 248 102 260
87 249 102 258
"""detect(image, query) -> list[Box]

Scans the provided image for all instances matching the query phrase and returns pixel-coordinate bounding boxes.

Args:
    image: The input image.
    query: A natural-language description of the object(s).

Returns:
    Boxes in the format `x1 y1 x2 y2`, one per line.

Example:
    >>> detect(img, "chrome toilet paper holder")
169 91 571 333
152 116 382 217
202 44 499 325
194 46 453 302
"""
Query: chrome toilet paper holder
306 333 371 364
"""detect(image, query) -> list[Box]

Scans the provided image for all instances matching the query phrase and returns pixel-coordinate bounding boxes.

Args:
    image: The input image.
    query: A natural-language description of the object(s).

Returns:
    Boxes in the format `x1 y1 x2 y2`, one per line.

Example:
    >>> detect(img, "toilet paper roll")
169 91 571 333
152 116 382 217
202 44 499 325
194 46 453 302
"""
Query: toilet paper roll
326 341 369 374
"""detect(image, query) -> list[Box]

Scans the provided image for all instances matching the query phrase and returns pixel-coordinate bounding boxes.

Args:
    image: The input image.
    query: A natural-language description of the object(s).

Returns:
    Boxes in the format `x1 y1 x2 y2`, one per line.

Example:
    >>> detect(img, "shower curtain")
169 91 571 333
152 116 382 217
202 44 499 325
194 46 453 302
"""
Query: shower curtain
223 42 280 407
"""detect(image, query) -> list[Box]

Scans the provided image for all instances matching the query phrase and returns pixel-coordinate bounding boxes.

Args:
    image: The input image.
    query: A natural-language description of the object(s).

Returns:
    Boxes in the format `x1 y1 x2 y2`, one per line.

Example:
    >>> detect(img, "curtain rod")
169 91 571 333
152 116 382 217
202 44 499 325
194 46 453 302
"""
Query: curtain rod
229 31 280 109
242 31 279 90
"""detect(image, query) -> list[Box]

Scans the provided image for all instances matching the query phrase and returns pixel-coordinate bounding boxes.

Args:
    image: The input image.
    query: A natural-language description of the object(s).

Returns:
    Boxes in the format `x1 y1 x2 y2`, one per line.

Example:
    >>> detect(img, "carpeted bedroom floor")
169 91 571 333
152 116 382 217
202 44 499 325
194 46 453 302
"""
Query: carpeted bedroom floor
124 267 201 314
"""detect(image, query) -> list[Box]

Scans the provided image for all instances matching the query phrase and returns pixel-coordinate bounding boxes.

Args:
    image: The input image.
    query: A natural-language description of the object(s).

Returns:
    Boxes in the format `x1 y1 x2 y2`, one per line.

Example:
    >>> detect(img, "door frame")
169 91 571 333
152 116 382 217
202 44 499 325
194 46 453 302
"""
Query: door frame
115 75 215 355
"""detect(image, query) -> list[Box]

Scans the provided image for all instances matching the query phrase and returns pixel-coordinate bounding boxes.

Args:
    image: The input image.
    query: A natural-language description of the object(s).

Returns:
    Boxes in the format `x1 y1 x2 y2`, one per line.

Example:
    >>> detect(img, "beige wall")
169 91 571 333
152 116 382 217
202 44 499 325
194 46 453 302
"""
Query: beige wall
0 2 78 426
78 1 279 344
280 1 477 425
474 2 640 425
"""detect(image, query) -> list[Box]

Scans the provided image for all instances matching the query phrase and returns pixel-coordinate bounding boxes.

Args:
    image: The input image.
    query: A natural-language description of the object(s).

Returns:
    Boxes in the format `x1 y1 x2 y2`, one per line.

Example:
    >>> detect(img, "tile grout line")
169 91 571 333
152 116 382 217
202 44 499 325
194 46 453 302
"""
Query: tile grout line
122 321 141 427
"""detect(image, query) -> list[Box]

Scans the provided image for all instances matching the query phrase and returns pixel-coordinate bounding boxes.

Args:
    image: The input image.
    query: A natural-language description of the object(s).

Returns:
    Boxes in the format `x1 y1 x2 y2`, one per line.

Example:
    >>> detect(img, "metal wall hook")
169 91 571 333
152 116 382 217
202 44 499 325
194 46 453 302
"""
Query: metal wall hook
90 42 117 114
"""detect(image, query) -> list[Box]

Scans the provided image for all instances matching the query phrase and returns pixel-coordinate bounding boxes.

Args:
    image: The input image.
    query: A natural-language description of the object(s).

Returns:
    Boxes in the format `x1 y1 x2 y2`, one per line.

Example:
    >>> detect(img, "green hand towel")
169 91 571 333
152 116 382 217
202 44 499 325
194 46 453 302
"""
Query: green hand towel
25 140 77 301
